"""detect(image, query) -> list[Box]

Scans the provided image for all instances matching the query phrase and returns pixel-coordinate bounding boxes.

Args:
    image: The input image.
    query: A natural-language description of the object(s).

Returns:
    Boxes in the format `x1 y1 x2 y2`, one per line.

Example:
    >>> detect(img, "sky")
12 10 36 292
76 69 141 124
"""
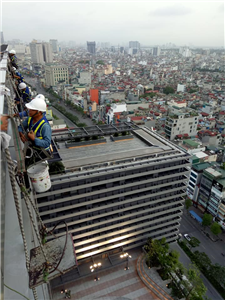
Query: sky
1 0 224 48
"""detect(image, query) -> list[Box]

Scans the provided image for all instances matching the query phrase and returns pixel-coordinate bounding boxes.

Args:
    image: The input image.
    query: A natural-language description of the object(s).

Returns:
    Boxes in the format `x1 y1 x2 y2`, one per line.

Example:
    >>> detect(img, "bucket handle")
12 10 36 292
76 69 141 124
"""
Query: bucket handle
25 146 34 159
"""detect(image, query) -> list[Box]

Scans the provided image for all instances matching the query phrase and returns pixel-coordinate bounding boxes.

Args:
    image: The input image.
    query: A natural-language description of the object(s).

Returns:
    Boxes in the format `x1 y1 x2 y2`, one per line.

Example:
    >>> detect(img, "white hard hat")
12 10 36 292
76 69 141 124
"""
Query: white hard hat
18 82 27 90
12 67 17 71
9 49 16 54
25 98 46 112
35 94 45 101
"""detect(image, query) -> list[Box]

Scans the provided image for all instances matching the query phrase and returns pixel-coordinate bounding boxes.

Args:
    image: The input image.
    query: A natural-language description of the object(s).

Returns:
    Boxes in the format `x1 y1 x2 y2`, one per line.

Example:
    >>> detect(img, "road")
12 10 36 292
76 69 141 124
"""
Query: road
25 76 94 127
170 242 224 300
51 106 77 128
180 212 225 266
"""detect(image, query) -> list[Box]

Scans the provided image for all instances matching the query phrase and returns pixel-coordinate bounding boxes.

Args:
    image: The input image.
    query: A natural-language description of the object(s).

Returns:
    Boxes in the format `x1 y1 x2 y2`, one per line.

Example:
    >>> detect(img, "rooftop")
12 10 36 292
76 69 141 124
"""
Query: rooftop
54 126 184 170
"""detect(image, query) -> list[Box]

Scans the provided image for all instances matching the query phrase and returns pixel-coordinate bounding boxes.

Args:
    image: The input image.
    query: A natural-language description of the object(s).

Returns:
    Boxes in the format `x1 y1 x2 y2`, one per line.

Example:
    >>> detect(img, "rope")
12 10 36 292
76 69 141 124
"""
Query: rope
22 189 48 262
4 149 38 300
5 68 39 300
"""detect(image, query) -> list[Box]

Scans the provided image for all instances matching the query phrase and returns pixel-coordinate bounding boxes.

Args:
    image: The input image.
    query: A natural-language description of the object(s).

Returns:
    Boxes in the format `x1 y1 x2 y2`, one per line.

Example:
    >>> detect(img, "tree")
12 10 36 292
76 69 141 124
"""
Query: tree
210 222 222 237
163 86 175 95
185 198 192 212
209 263 225 289
189 237 200 250
202 213 212 228
184 264 207 300
193 251 212 272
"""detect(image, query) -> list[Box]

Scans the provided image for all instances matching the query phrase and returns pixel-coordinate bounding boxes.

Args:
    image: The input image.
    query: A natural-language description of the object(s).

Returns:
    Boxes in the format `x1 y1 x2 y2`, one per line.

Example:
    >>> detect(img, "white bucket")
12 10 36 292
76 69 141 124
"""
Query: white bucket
27 162 51 193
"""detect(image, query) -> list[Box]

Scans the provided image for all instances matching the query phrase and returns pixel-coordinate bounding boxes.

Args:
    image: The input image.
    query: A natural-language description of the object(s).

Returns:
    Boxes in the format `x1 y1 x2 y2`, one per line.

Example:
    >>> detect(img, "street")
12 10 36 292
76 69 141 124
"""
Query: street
170 242 224 300
180 212 225 266
25 76 94 127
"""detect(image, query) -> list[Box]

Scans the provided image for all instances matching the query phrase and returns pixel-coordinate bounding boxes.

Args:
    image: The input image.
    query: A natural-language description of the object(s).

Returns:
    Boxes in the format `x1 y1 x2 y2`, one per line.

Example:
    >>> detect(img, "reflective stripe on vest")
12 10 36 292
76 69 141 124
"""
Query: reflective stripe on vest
28 117 50 151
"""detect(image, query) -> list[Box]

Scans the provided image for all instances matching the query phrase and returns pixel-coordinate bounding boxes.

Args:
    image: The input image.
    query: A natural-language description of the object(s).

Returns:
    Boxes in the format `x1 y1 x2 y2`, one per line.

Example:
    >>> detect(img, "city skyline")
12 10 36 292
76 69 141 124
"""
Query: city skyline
2 1 224 48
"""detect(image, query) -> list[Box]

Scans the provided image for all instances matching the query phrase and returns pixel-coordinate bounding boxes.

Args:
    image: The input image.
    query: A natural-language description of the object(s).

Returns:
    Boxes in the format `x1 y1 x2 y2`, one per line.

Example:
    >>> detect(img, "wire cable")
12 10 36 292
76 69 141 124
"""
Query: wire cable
4 283 31 300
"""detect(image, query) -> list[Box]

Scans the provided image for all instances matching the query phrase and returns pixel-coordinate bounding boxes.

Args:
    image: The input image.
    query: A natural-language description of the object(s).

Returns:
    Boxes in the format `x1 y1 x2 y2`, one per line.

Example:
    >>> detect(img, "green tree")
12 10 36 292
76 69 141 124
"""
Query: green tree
209 263 225 289
163 86 175 95
210 222 222 237
193 251 212 272
202 213 212 228
184 264 207 300
189 237 200 250
185 198 192 212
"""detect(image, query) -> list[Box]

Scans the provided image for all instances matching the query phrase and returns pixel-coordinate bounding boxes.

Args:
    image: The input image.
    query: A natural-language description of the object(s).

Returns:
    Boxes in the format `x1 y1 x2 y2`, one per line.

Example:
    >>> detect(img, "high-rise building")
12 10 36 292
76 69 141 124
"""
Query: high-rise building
49 39 58 53
153 47 161 56
45 64 69 87
0 31 4 43
30 41 53 64
30 42 44 64
42 42 53 63
37 127 190 264
129 41 140 49
87 41 96 54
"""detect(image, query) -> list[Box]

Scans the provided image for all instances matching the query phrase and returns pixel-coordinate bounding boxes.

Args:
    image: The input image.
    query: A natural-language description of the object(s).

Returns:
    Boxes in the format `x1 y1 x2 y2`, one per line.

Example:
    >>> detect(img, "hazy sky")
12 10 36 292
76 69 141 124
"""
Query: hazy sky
2 0 224 47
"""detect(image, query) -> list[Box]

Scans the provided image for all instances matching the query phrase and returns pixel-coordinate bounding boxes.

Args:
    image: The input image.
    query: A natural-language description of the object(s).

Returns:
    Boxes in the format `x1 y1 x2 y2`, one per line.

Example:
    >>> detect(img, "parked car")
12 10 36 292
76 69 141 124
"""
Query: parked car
184 234 191 242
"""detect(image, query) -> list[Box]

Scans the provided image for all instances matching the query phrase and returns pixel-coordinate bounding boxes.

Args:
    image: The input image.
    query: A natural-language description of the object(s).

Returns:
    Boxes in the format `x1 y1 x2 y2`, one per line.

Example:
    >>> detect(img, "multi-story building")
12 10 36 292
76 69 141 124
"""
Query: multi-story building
129 41 140 49
165 107 199 140
30 41 44 64
49 39 58 53
153 46 161 56
30 41 53 64
42 42 53 63
87 41 96 54
37 127 190 265
187 162 211 203
197 166 225 220
45 63 69 87
79 71 91 85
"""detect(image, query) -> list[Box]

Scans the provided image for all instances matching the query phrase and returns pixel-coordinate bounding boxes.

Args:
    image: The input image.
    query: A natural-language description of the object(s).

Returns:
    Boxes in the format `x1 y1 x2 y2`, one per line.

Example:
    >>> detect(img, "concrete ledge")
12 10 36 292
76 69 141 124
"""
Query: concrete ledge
65 138 107 148
110 134 133 141
137 253 173 300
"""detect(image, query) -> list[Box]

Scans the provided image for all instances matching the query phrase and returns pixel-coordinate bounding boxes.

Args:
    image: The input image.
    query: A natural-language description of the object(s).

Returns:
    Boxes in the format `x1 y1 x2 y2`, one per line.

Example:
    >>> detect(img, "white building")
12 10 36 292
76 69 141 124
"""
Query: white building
79 72 91 85
177 84 186 93
45 64 69 87
165 108 199 140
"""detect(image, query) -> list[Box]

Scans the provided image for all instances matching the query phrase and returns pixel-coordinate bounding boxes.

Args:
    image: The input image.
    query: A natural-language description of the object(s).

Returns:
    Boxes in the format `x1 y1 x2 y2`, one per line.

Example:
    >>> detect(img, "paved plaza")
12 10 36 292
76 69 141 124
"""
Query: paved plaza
52 249 159 300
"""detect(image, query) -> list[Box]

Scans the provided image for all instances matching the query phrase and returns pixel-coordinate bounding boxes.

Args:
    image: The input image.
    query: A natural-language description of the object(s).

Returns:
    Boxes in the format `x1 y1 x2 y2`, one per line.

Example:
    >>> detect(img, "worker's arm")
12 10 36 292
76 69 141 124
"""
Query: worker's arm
33 124 52 149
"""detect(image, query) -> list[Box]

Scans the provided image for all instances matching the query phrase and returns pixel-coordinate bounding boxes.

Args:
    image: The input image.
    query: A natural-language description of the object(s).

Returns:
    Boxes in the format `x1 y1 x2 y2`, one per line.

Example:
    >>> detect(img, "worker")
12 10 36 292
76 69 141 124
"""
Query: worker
9 49 18 69
16 94 46 119
15 82 31 112
0 115 11 151
18 97 52 163
12 67 24 84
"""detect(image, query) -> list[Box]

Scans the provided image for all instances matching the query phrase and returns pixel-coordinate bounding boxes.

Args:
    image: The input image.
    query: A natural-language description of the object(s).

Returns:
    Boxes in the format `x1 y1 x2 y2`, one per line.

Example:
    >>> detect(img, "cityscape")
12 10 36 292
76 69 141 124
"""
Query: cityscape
1 1 225 300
